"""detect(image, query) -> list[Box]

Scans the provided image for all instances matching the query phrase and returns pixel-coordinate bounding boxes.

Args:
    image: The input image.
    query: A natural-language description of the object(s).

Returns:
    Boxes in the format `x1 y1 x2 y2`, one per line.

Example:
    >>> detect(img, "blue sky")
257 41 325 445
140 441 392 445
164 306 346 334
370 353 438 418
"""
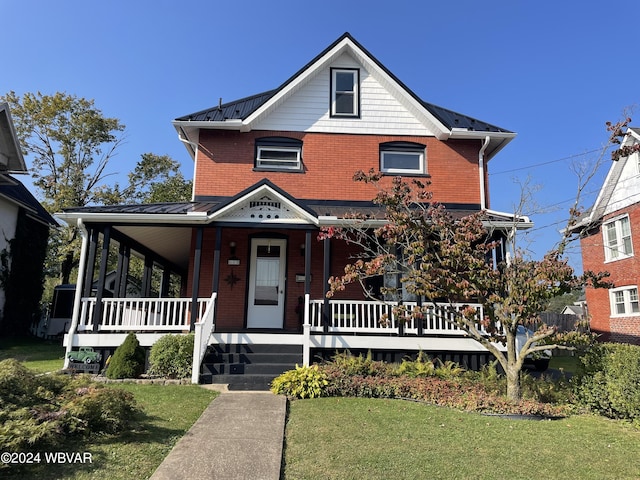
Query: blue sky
2 0 638 271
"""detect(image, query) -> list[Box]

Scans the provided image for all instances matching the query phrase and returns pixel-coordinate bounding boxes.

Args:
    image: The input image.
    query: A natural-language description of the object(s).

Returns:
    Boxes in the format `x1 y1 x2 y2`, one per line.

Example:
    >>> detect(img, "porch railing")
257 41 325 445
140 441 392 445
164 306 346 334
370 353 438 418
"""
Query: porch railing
77 297 211 331
309 300 486 335
192 292 217 384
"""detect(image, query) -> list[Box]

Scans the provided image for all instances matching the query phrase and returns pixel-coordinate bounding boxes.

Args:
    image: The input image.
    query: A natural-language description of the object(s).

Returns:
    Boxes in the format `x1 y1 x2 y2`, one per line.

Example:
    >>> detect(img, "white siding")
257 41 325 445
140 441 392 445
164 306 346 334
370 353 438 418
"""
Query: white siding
253 53 434 136
604 151 640 215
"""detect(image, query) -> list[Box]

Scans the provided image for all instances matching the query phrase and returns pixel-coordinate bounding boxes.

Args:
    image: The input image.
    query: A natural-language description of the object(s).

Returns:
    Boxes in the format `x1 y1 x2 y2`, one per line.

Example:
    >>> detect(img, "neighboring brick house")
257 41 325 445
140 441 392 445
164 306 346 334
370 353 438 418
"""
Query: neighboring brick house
0 103 56 336
576 128 640 344
58 33 530 387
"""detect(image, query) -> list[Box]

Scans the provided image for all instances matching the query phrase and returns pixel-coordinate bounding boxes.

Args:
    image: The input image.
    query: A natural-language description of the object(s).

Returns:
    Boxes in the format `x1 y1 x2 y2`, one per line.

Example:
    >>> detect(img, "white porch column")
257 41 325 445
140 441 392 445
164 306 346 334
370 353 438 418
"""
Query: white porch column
302 293 311 366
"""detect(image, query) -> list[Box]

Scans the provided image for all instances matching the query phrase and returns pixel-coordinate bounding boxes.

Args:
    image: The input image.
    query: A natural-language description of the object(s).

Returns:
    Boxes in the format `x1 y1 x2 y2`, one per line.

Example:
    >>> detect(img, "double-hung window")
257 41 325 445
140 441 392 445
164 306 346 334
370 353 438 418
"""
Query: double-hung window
255 137 303 172
331 68 359 117
610 286 640 316
603 215 633 262
380 142 426 175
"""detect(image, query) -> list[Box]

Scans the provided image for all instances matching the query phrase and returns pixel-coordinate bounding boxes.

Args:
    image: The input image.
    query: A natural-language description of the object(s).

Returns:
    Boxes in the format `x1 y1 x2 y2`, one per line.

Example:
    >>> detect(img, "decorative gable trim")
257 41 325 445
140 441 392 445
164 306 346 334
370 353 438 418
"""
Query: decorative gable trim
209 181 319 225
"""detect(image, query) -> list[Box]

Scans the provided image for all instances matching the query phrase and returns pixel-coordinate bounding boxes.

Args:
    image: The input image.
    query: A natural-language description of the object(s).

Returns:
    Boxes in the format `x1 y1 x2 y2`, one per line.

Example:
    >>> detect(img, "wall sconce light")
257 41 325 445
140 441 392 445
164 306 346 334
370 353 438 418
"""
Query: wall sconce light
228 241 240 266
300 243 305 256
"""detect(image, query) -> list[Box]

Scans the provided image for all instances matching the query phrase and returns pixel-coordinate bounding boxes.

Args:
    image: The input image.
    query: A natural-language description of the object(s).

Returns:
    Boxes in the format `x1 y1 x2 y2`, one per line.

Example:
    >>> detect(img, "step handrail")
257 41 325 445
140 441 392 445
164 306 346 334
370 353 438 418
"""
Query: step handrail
191 292 217 384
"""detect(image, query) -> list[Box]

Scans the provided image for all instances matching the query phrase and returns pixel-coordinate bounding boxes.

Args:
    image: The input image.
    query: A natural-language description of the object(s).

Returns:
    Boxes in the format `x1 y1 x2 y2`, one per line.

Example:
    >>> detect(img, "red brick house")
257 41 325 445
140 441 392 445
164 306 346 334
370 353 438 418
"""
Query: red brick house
59 33 531 388
576 128 640 344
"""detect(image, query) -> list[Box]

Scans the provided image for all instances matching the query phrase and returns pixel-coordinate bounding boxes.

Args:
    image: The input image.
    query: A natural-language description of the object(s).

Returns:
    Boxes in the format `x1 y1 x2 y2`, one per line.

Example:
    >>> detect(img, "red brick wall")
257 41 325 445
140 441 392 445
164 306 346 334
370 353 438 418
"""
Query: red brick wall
185 227 368 331
193 130 484 206
581 204 640 344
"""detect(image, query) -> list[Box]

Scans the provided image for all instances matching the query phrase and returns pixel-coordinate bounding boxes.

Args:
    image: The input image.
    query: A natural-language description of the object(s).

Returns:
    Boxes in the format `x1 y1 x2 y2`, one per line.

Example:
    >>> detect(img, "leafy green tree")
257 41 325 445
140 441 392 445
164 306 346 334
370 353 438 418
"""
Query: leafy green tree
98 152 192 205
323 171 609 401
1 91 125 284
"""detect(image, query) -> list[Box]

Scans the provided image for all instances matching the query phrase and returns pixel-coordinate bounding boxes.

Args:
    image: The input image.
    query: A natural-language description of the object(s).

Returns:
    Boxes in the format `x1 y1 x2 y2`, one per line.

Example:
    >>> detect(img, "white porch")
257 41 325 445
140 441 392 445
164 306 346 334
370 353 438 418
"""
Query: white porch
63 294 501 384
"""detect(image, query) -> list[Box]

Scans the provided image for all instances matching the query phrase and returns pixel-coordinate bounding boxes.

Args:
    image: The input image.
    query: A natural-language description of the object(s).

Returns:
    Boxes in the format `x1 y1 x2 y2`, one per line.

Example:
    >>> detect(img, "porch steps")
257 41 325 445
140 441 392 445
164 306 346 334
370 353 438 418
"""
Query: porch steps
200 343 303 391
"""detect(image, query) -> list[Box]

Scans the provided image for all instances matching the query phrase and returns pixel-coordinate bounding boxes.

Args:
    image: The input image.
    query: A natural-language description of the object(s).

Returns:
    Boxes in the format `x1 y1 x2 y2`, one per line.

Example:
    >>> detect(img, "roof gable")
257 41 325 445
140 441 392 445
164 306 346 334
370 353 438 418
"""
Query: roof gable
209 179 318 225
0 103 27 173
174 33 514 158
581 128 640 226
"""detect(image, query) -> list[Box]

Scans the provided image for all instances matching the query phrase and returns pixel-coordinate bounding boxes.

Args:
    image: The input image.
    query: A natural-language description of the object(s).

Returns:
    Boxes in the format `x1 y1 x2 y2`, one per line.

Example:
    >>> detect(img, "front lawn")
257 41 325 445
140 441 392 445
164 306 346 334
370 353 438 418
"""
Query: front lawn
3 383 217 480
0 337 65 373
283 397 640 480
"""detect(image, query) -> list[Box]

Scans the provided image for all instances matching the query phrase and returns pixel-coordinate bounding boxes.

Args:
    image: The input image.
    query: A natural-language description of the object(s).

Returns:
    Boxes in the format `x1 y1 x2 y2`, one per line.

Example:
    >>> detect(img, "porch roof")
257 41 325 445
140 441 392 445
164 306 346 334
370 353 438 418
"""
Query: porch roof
56 181 531 272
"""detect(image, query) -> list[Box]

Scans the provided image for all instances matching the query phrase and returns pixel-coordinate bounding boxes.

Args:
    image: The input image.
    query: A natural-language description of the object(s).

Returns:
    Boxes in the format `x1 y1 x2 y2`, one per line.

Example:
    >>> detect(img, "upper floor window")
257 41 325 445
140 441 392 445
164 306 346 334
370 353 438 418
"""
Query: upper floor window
603 215 633 262
331 68 359 117
380 142 426 175
610 286 640 316
255 137 303 172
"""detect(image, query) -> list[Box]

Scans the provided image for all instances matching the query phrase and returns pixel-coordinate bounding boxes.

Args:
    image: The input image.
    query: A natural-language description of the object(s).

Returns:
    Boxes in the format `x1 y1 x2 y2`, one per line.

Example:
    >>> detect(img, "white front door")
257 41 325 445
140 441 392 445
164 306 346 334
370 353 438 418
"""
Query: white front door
247 238 286 328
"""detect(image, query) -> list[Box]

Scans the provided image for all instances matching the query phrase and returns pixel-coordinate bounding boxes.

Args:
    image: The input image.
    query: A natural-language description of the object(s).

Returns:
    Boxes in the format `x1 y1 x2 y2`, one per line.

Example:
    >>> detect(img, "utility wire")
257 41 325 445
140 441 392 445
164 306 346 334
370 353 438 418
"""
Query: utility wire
489 148 607 176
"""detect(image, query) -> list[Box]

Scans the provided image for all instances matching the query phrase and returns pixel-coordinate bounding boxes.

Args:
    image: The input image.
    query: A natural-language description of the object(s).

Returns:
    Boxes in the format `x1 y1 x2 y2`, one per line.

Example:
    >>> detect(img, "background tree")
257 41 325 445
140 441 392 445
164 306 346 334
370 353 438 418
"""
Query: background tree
1 91 125 284
98 152 192 205
324 170 609 401
2 92 192 294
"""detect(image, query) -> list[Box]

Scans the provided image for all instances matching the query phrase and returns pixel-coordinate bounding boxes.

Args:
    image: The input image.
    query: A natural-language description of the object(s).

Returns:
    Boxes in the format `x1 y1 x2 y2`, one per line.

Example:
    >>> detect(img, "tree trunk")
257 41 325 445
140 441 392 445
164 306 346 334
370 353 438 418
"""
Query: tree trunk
61 252 74 285
506 364 522 401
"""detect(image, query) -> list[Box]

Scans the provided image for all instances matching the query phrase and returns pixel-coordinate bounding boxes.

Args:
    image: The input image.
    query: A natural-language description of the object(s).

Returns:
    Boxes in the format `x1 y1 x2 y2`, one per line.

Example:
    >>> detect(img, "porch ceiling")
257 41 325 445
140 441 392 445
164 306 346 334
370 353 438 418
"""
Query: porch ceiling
115 225 192 270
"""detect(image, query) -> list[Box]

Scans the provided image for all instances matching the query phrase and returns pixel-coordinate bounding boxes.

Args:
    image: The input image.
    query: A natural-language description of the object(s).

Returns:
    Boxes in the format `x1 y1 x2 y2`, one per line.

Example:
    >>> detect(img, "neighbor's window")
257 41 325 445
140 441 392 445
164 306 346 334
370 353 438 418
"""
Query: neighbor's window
603 215 633 262
610 286 640 316
380 142 426 174
331 68 359 117
255 137 303 171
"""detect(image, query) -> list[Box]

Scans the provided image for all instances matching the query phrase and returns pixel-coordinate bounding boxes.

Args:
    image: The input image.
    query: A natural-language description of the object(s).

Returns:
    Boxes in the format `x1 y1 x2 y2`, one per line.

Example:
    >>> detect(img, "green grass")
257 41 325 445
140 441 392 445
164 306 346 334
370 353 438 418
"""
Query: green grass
1 338 218 480
283 397 640 480
0 337 65 373
549 354 579 374
4 383 217 480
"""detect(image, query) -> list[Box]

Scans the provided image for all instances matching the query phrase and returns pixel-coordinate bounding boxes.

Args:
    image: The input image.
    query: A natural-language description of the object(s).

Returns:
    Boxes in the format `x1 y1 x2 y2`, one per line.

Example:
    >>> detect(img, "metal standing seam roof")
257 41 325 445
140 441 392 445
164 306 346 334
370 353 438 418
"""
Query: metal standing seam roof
61 198 527 226
174 33 511 135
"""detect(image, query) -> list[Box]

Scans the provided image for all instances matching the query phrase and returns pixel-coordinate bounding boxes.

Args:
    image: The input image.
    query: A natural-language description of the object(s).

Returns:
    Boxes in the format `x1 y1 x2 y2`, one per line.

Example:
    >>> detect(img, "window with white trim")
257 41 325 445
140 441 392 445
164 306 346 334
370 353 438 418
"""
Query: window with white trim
380 142 426 174
331 68 359 117
610 286 640 316
603 215 633 262
255 137 303 171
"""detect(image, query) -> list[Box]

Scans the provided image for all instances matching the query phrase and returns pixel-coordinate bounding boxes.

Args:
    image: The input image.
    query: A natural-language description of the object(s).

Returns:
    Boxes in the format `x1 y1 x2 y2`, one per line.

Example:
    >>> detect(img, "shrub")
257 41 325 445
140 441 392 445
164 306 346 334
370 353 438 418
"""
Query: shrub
148 334 194 379
270 365 328 398
0 359 139 453
394 352 436 378
105 333 146 379
329 351 392 377
574 343 640 420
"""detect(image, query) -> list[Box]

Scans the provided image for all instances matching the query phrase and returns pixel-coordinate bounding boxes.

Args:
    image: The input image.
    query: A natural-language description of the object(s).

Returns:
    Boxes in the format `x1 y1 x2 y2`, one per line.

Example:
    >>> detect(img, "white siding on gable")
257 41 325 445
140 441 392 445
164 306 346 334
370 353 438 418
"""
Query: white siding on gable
253 53 434 136
604 150 640 215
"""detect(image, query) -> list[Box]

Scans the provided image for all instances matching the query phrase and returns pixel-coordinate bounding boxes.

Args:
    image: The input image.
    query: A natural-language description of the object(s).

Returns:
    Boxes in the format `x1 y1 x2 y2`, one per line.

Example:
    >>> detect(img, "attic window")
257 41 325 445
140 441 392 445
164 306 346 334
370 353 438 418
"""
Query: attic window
331 68 359 117
380 142 426 175
255 137 303 172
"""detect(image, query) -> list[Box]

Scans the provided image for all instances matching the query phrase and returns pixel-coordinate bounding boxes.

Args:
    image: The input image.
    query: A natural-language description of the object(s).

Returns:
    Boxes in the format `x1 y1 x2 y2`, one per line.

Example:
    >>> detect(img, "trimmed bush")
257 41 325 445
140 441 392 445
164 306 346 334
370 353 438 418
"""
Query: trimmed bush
574 343 640 420
105 333 146 379
270 365 328 398
148 334 194 379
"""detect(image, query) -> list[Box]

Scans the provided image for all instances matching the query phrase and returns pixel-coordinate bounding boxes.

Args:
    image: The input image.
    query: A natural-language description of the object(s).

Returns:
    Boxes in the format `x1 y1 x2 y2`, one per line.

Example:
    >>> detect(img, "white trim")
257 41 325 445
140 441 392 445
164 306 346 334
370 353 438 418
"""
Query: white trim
609 285 640 317
256 145 302 170
602 214 633 263
380 150 425 174
331 68 359 117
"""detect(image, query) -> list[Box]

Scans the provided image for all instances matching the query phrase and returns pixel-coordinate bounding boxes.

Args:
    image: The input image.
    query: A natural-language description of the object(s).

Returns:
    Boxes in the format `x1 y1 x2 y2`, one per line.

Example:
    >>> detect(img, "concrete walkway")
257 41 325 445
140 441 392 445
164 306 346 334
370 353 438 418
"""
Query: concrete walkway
150 391 287 480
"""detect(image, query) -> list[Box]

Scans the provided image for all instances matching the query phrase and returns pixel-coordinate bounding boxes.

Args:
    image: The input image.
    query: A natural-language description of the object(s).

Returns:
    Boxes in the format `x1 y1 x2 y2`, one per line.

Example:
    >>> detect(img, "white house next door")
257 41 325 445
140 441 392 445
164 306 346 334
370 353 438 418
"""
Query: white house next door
247 238 286 329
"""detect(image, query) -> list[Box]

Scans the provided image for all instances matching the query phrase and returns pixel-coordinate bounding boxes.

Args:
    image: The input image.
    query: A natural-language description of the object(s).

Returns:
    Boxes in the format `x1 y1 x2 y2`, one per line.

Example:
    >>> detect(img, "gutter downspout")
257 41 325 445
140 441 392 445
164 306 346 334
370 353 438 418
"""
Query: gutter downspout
63 218 89 369
178 130 199 202
479 136 490 210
